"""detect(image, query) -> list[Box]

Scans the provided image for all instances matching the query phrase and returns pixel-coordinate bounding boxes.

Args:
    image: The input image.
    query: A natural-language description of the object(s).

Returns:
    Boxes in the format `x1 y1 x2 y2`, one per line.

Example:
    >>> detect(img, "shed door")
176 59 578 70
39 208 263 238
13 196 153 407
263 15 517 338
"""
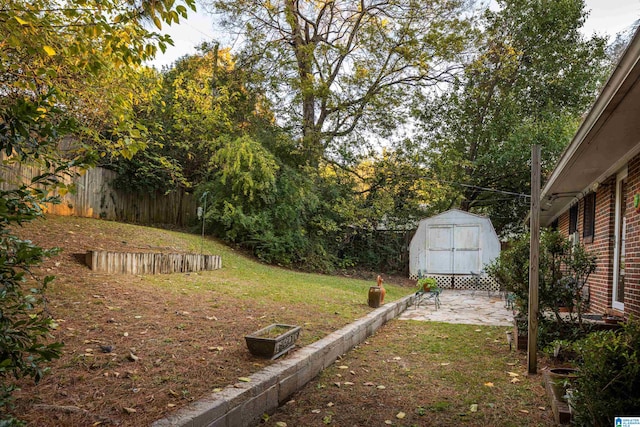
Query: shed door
426 224 480 274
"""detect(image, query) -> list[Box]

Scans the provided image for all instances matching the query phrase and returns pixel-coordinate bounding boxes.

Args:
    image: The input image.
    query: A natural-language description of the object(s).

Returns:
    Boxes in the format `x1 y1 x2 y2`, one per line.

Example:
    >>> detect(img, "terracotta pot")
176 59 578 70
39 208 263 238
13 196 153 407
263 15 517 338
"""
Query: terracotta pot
368 286 382 308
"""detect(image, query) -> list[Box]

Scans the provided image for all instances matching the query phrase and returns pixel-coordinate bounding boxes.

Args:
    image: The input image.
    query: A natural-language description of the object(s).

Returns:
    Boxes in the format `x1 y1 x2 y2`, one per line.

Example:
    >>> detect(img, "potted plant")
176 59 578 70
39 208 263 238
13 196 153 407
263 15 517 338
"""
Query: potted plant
417 277 437 293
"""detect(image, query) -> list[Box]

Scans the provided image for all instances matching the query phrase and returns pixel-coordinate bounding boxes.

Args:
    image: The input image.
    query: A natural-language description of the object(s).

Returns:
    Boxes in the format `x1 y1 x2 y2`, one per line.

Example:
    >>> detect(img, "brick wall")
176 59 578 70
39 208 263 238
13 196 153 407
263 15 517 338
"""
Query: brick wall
583 176 615 314
552 155 640 319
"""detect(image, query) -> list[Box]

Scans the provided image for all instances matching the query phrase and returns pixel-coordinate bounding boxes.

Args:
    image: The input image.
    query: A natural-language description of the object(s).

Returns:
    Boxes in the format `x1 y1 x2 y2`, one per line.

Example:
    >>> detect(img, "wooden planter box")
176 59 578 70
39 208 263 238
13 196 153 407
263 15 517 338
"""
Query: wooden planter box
245 324 301 359
544 370 573 425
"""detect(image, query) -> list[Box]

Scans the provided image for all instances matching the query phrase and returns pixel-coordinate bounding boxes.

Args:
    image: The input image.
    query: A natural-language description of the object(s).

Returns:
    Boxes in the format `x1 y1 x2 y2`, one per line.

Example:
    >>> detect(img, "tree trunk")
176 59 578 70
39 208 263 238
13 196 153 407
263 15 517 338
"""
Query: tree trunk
284 0 322 166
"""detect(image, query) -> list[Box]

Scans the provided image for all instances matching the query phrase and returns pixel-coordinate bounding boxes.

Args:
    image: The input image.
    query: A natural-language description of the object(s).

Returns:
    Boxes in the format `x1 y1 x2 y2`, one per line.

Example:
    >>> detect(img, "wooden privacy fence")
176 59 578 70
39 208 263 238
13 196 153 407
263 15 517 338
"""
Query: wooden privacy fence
1 158 197 227
86 250 222 275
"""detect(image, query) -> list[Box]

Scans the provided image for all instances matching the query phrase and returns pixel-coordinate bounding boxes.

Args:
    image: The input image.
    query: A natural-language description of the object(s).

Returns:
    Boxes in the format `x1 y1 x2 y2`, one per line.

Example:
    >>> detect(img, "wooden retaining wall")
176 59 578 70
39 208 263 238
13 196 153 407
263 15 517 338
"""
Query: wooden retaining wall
86 251 222 275
0 158 196 226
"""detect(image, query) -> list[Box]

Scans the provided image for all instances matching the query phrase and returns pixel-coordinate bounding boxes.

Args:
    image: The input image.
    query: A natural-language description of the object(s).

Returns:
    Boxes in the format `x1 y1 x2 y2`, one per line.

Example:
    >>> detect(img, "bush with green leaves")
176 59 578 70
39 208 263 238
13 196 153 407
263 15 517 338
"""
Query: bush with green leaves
571 318 640 426
486 229 597 347
1 185 64 426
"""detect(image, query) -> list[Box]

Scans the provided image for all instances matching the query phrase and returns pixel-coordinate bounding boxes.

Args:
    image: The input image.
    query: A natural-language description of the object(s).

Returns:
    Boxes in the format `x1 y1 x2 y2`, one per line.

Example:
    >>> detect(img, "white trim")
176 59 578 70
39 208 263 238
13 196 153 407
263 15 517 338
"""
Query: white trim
612 167 628 312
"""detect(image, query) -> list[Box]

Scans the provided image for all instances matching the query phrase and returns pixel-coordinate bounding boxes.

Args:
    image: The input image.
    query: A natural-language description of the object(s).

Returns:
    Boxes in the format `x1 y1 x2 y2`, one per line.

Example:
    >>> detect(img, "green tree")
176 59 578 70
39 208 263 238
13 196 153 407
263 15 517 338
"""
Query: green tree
200 136 330 269
1 0 196 166
208 0 473 166
110 44 280 193
417 0 608 234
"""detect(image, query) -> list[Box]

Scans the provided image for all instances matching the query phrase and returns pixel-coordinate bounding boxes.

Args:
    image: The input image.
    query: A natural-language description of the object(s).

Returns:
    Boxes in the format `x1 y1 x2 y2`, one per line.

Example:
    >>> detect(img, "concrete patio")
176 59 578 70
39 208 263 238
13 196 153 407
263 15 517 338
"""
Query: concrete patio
398 289 514 326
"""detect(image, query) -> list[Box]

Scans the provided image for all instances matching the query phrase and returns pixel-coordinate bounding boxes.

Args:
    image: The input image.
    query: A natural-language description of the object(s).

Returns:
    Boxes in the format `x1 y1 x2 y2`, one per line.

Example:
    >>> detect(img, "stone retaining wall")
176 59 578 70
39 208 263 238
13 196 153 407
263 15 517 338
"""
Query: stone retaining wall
152 294 415 427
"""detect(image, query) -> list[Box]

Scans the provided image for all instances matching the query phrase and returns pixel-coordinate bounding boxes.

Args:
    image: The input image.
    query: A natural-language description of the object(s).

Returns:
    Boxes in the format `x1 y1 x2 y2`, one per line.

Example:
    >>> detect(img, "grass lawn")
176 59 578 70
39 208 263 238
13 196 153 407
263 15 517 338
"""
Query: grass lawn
8 216 554 426
266 321 555 426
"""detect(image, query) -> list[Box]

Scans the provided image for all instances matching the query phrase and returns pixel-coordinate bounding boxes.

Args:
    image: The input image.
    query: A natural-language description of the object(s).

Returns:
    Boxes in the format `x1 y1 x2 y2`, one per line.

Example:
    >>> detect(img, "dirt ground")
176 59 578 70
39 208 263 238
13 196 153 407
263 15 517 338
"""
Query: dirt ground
8 218 305 426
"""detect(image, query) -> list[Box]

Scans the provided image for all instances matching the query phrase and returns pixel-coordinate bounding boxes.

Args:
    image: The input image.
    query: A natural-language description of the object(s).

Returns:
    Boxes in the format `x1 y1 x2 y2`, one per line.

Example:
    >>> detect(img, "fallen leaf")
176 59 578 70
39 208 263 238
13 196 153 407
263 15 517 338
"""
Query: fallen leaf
507 371 520 377
384 421 393 425
327 402 334 407
484 382 494 387
510 377 521 383
506 362 518 366
128 352 139 362
440 362 450 366
276 422 287 427
238 377 251 382
338 365 349 369
393 357 401 360
167 403 176 408
475 329 482 332
470 404 478 412
519 409 529 414
396 411 406 419
168 389 179 397
134 315 142 319
538 406 546 411
377 385 386 390
123 407 137 414
343 381 354 386
311 409 321 414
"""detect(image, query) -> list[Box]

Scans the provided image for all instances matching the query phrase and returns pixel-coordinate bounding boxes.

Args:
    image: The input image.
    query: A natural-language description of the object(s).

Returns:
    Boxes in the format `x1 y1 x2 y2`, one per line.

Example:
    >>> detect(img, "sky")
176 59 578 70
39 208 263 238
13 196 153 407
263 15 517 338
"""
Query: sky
149 0 640 68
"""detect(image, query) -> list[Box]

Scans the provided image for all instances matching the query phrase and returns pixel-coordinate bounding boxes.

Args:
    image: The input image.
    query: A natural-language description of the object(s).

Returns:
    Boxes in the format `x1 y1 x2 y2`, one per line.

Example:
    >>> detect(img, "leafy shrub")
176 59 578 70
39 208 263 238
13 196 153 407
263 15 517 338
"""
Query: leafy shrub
572 318 640 426
1 186 64 425
486 230 596 348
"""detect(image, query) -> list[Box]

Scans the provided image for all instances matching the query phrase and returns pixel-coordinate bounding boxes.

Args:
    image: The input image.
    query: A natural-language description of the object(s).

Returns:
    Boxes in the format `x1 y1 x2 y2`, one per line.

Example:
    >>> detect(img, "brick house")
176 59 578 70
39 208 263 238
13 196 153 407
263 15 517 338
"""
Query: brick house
539 29 640 319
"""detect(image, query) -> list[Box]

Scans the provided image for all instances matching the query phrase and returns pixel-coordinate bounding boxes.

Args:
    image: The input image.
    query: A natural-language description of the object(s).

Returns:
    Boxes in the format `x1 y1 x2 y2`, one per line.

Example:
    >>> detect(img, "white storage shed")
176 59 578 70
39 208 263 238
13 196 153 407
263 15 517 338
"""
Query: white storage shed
409 210 501 289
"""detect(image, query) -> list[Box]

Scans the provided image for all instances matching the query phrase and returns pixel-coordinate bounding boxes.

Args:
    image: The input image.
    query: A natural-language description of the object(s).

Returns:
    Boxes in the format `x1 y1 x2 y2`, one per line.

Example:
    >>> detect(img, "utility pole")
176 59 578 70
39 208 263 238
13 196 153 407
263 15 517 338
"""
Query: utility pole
528 145 540 374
